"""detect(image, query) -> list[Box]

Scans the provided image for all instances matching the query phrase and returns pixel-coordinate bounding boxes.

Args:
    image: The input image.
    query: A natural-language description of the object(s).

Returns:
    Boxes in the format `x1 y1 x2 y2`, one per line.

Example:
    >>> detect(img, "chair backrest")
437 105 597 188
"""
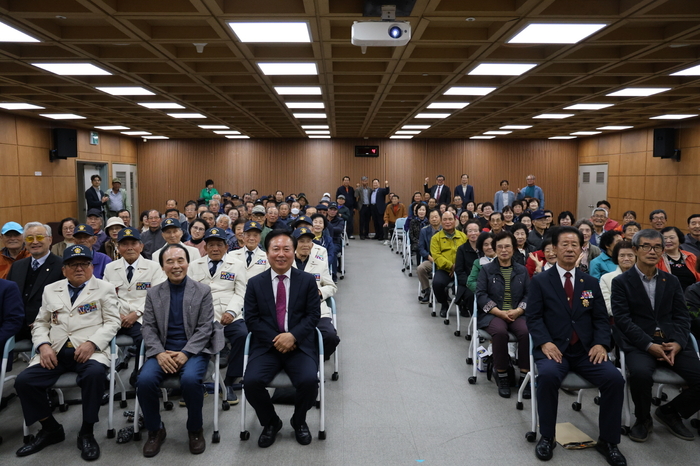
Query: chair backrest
395 217 407 229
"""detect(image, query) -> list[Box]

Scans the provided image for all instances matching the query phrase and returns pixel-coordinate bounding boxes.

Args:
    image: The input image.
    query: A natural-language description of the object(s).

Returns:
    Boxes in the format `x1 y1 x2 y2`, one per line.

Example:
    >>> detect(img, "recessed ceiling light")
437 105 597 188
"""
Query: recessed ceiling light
606 88 670 97
533 113 574 119
40 113 85 120
308 135 330 139
228 22 311 43
470 136 495 139
31 63 111 76
469 63 537 76
402 125 430 129
670 64 700 76
596 126 633 130
96 86 155 96
94 125 129 130
396 130 421 134
286 102 324 109
275 87 322 95
199 125 229 129
142 136 169 139
508 23 607 44
390 135 413 139
444 86 496 96
0 103 44 110
258 63 317 75
415 113 450 119
121 131 151 136
138 102 185 109
500 125 532 130
301 125 329 129
549 136 577 139
213 130 241 135
293 113 327 119
650 114 698 120
484 131 512 135
167 113 206 118
564 103 614 110
570 131 602 136
0 21 40 42
427 102 469 109
305 130 330 134
226 135 250 139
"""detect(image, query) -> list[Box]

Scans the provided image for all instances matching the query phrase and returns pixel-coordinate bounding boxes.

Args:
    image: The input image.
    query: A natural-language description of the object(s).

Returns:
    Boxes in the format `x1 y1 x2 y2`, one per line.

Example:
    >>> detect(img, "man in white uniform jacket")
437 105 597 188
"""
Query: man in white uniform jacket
152 218 201 265
15 245 120 461
228 221 269 278
188 227 247 404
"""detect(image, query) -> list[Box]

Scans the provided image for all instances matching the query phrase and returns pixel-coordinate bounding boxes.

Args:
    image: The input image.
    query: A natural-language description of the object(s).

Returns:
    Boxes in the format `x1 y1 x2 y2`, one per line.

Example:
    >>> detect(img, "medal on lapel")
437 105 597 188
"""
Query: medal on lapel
581 290 593 307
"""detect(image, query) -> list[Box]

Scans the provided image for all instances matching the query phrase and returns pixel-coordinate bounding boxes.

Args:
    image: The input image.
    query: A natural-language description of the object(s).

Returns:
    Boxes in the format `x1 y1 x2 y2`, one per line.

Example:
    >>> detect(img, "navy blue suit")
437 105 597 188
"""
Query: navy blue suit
453 184 474 205
244 267 321 426
526 266 624 443
0 279 24 370
370 186 390 240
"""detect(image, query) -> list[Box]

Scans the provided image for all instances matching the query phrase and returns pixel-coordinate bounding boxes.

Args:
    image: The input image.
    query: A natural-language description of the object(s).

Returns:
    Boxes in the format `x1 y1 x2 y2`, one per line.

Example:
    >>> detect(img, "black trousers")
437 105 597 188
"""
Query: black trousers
626 347 700 420
359 205 371 238
317 317 340 359
223 319 248 379
244 348 318 426
15 346 107 425
370 204 383 239
432 269 452 305
345 210 354 236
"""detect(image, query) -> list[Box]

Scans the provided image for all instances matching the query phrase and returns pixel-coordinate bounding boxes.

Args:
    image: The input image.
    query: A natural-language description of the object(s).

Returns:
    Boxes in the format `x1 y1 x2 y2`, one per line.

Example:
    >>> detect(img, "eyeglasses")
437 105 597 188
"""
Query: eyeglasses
66 262 92 270
638 244 663 253
25 235 46 243
651 216 666 221
496 244 513 250
190 226 205 232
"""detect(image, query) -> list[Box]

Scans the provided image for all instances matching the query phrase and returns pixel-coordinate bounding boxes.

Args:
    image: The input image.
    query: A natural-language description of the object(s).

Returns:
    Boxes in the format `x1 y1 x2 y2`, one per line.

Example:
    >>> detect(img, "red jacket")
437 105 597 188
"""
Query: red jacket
656 251 700 282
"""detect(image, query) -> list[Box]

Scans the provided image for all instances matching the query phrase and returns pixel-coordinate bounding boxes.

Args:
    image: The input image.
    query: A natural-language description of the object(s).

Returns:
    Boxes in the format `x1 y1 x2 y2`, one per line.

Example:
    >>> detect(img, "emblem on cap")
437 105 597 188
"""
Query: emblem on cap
73 246 82 253
78 225 86 231
166 219 173 224
301 228 308 233
212 228 218 234
250 222 257 227
124 229 133 236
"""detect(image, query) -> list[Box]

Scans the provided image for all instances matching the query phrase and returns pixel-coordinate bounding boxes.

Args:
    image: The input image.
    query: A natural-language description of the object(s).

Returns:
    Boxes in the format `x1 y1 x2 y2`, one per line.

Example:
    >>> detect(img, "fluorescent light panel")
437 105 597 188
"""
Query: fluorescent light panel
275 87 322 95
650 114 698 120
96 86 154 96
564 103 614 110
167 113 205 118
390 135 413 139
500 125 532 129
40 113 85 120
293 113 327 118
670 64 700 76
533 113 574 119
470 136 494 139
508 23 607 44
0 103 44 110
285 102 324 109
142 136 169 139
138 102 185 109
226 135 250 139
95 126 129 130
606 88 670 97
121 131 151 136
444 86 496 96
305 130 330 134
415 113 450 119
484 131 512 135
213 130 241 135
469 63 537 76
301 125 329 129
597 126 633 130
570 131 602 135
395 131 421 135
258 62 317 75
549 136 576 139
32 63 111 76
402 125 430 129
308 135 330 139
228 22 311 43
199 125 229 129
426 102 468 109
0 21 40 42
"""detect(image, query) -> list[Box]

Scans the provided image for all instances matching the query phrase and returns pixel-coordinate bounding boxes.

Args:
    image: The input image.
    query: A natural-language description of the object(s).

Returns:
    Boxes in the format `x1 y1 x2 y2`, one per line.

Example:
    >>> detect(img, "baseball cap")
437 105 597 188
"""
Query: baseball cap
204 227 228 242
117 227 141 242
63 244 93 262
292 226 315 240
1 221 23 235
531 209 547 220
161 218 181 230
244 221 262 232
112 177 122 184
73 224 95 236
86 208 102 217
251 205 266 215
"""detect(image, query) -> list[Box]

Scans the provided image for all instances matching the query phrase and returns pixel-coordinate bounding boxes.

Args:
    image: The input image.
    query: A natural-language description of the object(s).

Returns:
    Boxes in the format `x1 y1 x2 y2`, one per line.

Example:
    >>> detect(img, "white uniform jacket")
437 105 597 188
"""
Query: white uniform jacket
228 246 269 279
103 257 166 322
293 251 336 318
187 255 248 323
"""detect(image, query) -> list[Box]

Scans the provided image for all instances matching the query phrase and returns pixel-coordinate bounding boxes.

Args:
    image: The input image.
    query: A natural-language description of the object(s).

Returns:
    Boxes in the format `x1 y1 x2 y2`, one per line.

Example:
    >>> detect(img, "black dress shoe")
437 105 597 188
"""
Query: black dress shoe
628 417 652 442
258 417 283 448
290 417 312 446
654 406 694 440
495 372 511 398
16 426 65 457
595 438 627 466
439 304 448 318
535 436 555 461
77 433 100 461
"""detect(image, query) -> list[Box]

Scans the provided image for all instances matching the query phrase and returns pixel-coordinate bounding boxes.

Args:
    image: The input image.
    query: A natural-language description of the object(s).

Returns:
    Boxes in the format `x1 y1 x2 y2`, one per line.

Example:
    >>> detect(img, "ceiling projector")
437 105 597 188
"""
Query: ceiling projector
351 21 411 51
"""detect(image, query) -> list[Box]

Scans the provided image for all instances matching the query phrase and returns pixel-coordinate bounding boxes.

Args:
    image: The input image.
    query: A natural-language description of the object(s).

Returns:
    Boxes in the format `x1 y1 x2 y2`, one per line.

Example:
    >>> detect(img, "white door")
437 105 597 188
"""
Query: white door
577 164 608 220
113 164 138 220
77 162 108 222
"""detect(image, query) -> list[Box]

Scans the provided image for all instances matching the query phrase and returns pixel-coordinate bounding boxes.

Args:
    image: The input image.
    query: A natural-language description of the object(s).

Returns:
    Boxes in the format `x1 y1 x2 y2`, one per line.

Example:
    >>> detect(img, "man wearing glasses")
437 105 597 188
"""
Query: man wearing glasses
7 222 64 341
14 245 120 461
611 229 700 443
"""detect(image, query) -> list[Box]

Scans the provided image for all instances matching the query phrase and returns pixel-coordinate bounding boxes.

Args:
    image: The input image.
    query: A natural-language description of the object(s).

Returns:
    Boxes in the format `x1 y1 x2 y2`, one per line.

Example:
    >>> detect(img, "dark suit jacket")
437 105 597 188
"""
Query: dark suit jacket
454 184 475 205
7 254 64 326
424 183 452 205
371 186 391 216
85 186 106 211
0 278 24 352
611 267 690 353
526 266 610 360
336 186 356 210
244 268 321 362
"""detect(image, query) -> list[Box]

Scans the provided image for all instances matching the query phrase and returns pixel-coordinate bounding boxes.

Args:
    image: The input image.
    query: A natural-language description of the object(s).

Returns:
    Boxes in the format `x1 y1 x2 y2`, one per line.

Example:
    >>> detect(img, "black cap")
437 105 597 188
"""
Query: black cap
244 221 262 232
223 192 232 197
161 218 181 230
292 226 315 240
292 216 312 228
231 194 239 199
63 244 93 262
86 208 102 217
531 209 546 220
117 227 141 242
73 224 95 236
328 202 338 209
204 227 228 242
316 204 328 211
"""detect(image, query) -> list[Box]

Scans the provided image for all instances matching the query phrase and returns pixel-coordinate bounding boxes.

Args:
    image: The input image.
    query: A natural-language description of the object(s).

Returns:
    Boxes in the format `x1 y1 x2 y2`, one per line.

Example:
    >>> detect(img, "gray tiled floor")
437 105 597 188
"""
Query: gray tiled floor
1 239 699 465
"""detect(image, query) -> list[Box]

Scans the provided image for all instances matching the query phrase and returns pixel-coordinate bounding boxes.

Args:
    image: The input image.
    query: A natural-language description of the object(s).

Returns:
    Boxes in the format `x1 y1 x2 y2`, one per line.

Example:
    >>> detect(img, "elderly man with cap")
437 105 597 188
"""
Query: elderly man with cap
14 245 120 461
292 226 340 358
188 227 248 404
151 218 202 265
260 204 290 250
528 210 549 250
229 221 270 278
86 209 109 253
72 224 112 279
103 227 166 384
292 216 328 263
106 178 128 219
141 210 165 259
0 221 30 279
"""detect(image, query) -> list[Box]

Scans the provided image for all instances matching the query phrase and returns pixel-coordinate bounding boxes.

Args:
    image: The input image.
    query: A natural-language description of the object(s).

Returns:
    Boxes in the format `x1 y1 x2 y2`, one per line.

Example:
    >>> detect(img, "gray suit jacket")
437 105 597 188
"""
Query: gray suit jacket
142 277 224 359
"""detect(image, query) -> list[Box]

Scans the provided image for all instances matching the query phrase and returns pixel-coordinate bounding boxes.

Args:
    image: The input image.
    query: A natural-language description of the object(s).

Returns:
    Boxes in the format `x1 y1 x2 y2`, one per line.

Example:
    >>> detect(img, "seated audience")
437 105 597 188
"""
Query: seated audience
183 218 208 258
101 217 125 260
50 218 78 258
685 281 700 347
574 219 601 274
600 240 635 316
229 221 269 278
622 221 641 241
0 278 24 372
527 237 557 277
557 211 575 227
467 232 496 293
408 204 429 259
589 230 623 280
431 211 467 317
501 206 515 230
681 214 700 258
656 226 700 291
151 219 201 265
527 210 548 249
1 221 30 279
511 222 535 266
72 224 111 279
454 219 482 311
649 209 667 231
416 210 442 304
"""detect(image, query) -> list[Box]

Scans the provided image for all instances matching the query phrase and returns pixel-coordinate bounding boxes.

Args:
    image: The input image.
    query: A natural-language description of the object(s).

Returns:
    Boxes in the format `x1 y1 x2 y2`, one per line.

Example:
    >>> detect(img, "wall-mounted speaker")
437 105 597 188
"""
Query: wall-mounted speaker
50 128 78 161
653 128 675 158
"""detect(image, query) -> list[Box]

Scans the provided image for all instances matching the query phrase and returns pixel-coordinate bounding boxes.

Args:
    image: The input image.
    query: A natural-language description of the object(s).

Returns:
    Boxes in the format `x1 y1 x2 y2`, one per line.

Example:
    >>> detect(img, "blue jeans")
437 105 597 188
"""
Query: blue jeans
137 353 209 432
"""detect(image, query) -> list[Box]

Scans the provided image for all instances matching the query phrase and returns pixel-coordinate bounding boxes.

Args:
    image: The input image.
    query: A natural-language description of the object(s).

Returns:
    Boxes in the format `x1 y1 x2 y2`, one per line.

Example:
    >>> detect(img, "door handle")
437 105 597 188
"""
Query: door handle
588 205 594 208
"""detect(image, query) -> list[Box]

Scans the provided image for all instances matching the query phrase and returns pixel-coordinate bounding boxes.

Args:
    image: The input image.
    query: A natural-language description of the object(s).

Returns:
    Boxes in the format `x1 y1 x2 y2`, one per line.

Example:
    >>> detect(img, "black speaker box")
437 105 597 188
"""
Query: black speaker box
53 128 78 159
653 128 675 158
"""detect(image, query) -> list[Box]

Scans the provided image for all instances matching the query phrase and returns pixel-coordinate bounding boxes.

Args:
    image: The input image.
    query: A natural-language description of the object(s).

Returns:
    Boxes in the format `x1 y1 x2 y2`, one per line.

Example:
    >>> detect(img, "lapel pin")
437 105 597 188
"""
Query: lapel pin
579 279 584 283
662 278 666 281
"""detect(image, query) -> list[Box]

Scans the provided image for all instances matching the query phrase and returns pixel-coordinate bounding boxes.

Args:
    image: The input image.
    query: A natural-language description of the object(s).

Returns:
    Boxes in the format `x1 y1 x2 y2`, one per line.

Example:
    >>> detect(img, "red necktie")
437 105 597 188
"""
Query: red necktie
436 186 442 200
564 271 579 345
276 275 287 333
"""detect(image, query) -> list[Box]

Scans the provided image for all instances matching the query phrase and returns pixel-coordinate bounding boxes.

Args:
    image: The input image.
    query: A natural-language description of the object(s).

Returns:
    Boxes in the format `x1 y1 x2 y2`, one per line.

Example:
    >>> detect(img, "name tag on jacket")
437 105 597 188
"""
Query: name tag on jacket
220 271 236 281
77 302 98 315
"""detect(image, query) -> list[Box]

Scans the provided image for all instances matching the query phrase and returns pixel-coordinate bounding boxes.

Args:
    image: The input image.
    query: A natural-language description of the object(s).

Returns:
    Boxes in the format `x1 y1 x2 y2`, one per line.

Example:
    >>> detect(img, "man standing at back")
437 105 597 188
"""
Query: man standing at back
516 174 545 209
355 176 372 240
85 175 108 218
424 175 451 205
336 176 356 239
454 174 475 205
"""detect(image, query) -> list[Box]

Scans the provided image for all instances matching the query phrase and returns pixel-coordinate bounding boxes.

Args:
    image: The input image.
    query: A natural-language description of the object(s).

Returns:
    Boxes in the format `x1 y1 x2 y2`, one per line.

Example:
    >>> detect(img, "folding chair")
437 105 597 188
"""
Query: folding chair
430 263 461 336
111 334 134 409
343 220 349 246
390 218 406 252
338 233 346 280
467 300 517 384
131 342 226 443
21 337 119 442
401 233 412 277
327 297 339 381
1 337 19 402
619 333 700 435
239 328 326 441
